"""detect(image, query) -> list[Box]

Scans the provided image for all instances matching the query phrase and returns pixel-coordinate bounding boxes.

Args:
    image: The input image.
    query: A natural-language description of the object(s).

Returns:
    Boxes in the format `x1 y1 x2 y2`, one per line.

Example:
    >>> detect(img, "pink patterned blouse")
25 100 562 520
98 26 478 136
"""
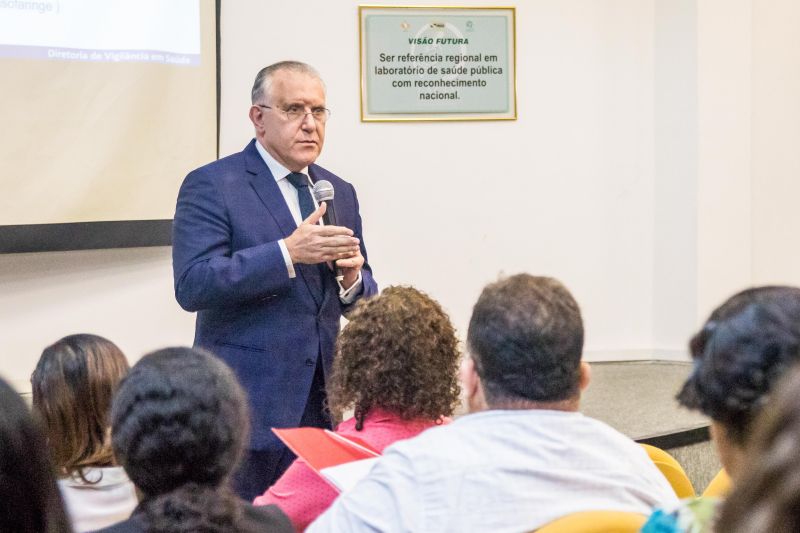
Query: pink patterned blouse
253 409 447 531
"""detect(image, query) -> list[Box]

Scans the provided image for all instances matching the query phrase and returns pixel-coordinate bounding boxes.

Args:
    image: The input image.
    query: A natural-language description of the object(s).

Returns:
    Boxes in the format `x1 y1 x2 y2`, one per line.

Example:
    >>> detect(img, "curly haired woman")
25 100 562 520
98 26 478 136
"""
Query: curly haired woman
254 286 461 531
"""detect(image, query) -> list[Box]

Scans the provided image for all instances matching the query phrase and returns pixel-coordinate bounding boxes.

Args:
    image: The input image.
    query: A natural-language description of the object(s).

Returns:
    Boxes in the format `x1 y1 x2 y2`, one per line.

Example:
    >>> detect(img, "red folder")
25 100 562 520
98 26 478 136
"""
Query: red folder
272 427 380 472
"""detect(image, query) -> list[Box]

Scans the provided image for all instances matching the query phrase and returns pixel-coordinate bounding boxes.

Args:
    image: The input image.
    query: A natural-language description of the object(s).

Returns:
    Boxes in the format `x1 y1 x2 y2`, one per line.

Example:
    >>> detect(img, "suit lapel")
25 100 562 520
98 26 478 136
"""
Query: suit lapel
245 141 324 308
245 141 296 237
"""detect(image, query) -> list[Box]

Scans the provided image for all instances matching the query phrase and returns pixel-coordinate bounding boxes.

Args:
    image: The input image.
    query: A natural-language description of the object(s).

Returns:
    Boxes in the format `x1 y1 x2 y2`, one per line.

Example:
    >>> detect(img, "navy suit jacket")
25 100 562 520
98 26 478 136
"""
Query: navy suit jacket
172 139 378 451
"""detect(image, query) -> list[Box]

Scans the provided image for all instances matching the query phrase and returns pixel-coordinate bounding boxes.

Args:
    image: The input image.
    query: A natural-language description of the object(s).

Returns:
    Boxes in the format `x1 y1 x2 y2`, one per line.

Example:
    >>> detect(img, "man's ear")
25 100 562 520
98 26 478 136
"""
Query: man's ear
578 361 591 392
249 104 265 132
460 357 487 412
460 357 479 399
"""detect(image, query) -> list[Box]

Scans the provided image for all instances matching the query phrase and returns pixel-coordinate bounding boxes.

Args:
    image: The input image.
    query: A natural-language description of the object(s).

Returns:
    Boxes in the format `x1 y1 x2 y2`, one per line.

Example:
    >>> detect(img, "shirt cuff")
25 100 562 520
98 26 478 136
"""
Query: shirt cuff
338 271 363 303
278 239 296 279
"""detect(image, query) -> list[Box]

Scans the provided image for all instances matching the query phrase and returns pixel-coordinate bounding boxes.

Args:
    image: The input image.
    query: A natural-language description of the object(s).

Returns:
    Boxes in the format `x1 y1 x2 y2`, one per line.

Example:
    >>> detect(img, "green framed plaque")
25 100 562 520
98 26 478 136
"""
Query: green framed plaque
359 5 516 121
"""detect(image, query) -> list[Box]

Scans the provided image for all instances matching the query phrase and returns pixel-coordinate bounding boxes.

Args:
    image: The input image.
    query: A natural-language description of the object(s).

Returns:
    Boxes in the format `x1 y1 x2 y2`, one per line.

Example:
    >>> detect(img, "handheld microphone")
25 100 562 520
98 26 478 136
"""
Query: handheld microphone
312 180 344 282
312 180 337 226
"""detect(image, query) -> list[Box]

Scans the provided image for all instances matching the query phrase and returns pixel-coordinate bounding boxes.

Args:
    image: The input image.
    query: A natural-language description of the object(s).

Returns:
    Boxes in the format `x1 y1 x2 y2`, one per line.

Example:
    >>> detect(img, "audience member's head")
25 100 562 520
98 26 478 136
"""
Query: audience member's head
716 364 800 532
326 285 461 429
463 274 589 411
31 333 129 480
110 347 252 531
677 285 800 480
0 376 72 533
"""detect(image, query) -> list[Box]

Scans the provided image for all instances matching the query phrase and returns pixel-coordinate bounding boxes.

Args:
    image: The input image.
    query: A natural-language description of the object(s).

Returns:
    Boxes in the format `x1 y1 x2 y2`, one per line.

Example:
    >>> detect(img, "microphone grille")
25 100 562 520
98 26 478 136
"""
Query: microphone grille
312 180 335 202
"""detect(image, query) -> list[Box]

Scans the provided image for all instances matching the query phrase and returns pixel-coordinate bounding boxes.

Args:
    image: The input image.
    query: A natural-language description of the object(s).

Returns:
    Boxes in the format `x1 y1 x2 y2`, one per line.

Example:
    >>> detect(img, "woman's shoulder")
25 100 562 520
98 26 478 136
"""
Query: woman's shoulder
93 502 294 533
242 502 294 532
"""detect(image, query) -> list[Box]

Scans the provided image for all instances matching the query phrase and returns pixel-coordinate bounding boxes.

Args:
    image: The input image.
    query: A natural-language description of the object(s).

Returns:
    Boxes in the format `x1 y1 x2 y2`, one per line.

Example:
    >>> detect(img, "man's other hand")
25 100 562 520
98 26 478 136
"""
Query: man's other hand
285 203 360 265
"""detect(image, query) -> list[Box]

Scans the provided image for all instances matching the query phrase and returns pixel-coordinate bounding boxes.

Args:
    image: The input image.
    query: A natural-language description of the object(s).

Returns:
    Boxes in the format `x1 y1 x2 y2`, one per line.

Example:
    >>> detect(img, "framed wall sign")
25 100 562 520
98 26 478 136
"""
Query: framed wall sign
359 5 516 122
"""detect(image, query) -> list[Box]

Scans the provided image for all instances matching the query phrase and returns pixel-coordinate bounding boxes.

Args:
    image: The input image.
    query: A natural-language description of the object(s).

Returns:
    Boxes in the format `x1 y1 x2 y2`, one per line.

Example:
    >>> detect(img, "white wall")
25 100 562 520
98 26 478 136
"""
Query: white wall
652 0 755 345
0 247 195 391
751 0 800 286
679 0 800 320
653 0 800 347
4 0 800 392
653 0 698 354
220 0 658 360
695 0 753 320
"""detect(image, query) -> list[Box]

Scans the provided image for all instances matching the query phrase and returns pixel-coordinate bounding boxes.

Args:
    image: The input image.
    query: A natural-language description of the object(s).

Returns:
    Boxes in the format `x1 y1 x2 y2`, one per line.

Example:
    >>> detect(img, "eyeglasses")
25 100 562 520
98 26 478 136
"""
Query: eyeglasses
257 104 331 124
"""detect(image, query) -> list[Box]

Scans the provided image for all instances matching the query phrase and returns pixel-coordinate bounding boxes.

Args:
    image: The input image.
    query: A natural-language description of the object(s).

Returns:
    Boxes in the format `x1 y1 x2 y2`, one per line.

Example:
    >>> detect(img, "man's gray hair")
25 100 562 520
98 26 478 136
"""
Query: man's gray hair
251 61 324 104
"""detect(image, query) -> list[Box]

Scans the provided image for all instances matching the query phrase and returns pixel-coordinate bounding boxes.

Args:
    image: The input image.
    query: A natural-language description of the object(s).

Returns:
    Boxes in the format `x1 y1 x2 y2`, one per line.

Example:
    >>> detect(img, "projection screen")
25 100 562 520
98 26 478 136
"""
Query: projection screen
0 0 218 252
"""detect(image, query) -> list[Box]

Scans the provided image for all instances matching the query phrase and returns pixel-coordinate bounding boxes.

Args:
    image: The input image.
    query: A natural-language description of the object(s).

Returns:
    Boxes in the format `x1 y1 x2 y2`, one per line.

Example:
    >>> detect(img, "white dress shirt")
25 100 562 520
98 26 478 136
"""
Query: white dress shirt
308 409 678 533
254 141 361 301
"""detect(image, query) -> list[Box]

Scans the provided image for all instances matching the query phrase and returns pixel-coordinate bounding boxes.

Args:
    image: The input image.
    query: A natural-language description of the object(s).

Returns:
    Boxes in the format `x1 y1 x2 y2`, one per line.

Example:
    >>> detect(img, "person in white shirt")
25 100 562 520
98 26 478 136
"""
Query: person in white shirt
309 274 678 533
31 334 137 532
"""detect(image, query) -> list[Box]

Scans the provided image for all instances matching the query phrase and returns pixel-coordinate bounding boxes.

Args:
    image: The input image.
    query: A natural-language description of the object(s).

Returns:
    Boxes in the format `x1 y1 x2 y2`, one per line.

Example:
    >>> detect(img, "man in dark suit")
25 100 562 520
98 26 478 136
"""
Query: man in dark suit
171 61 378 500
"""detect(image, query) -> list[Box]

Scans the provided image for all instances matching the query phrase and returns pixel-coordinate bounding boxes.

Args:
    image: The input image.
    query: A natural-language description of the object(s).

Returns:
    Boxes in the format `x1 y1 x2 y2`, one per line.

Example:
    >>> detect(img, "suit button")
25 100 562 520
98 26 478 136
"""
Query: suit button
305 358 314 367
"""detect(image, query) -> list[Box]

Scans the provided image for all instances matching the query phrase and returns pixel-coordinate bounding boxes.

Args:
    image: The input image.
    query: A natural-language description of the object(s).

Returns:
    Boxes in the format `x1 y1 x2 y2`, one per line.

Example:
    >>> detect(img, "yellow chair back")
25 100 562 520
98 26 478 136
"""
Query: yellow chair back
702 468 731 498
652 460 696 499
640 443 696 498
536 511 647 532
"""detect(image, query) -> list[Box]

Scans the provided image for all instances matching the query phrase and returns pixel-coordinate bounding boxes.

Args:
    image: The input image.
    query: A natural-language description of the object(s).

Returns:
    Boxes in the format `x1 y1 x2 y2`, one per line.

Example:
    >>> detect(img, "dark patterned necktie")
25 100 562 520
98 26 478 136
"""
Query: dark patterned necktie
285 171 326 300
285 172 315 220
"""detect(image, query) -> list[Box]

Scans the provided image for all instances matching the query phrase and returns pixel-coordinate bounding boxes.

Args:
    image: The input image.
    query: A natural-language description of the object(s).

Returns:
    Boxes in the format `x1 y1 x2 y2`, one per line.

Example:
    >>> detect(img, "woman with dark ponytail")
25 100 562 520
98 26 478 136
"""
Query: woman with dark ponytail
95 347 292 533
